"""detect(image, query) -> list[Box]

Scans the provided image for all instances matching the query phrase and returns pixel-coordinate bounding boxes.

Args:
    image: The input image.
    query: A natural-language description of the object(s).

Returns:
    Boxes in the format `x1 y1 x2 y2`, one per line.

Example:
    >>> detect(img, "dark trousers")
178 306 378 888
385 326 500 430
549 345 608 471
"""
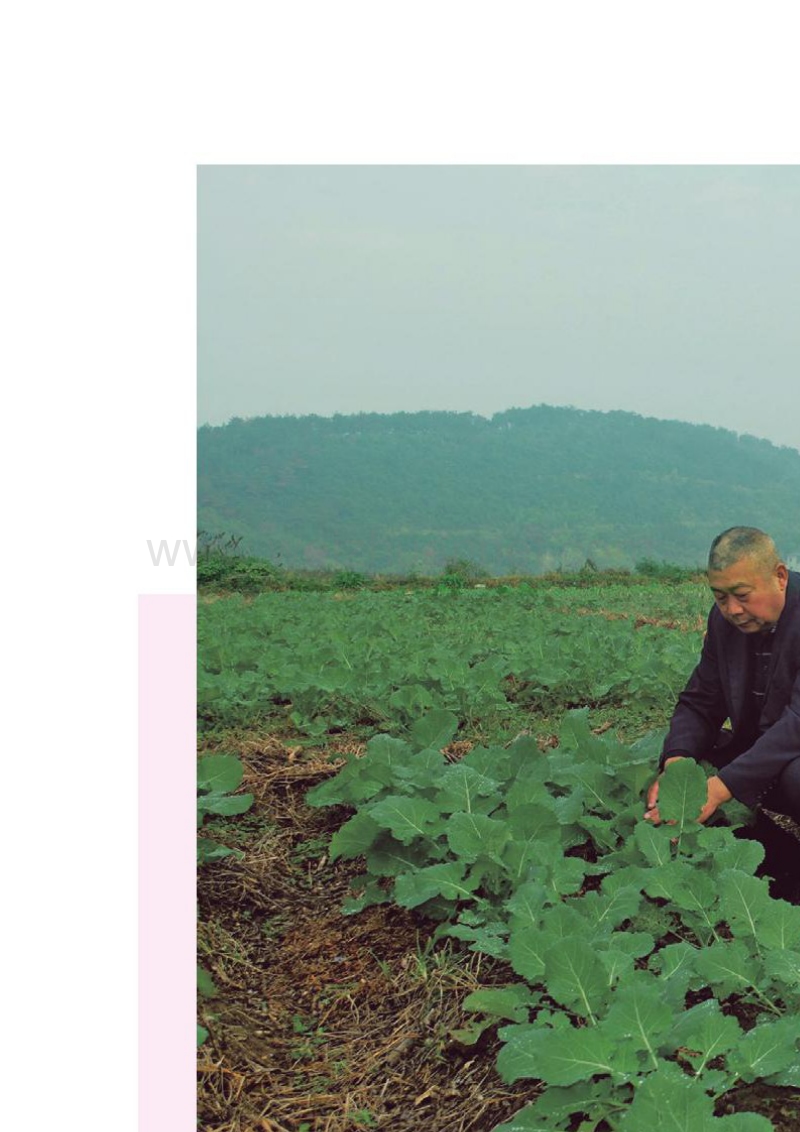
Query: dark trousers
705 732 800 900
704 731 800 822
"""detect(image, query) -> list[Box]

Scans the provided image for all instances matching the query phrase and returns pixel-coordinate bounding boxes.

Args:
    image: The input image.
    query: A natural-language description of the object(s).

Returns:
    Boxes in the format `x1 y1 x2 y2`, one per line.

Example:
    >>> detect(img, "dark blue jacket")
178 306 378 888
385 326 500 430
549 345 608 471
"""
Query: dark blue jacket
661 570 800 809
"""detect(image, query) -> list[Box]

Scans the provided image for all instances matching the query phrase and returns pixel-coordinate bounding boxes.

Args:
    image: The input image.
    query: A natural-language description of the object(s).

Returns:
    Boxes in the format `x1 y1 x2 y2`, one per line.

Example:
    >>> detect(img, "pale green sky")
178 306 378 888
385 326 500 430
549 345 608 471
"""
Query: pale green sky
198 165 800 451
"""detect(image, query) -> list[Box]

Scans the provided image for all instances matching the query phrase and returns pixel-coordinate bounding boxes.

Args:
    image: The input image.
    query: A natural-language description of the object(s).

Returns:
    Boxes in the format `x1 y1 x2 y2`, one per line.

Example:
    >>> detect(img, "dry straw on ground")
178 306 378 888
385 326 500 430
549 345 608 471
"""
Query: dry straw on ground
198 735 536 1132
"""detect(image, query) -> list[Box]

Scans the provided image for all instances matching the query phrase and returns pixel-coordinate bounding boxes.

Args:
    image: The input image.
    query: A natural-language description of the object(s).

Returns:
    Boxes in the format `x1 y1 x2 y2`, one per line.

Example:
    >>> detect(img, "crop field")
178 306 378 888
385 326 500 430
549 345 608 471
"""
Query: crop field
197 580 800 1132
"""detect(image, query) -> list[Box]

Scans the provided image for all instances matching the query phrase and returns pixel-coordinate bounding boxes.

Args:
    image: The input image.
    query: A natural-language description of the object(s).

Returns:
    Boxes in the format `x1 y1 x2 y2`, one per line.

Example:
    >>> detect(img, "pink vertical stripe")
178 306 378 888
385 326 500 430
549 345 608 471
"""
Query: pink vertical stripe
139 595 196 1131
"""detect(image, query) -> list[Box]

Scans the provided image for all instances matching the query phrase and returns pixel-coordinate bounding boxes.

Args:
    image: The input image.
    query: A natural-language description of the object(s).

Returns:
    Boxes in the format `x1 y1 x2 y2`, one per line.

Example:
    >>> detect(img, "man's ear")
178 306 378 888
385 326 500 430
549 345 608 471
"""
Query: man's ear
776 563 789 590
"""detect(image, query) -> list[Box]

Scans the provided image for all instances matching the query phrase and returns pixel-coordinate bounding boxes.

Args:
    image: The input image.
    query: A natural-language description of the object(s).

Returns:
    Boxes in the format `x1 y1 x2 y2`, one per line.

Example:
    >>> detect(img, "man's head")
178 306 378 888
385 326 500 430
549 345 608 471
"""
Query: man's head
707 527 789 633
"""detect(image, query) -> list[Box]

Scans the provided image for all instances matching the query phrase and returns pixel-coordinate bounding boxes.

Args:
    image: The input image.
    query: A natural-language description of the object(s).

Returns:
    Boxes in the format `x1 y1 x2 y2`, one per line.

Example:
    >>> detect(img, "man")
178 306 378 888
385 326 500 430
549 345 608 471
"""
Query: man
644 527 800 895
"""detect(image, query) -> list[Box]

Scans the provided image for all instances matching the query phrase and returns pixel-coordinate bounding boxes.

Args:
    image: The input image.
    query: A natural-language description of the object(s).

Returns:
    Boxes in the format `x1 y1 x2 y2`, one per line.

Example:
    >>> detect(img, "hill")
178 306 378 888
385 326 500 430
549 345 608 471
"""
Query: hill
197 406 800 574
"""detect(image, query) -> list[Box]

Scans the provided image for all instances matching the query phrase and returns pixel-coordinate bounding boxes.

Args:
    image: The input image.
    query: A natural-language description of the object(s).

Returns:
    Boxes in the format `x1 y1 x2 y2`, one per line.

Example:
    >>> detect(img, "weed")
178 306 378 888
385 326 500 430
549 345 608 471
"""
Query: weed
290 1013 327 1061
351 1110 377 1127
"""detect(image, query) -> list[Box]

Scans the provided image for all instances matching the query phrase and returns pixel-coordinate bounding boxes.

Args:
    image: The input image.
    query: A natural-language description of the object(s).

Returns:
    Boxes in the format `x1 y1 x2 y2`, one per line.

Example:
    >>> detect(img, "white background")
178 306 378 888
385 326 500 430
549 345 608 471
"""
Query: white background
3 1 799 1126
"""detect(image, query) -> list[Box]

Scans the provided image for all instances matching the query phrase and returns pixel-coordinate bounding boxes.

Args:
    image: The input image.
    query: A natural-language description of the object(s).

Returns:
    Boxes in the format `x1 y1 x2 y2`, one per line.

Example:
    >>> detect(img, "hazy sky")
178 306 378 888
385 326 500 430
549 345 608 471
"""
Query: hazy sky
198 165 799 451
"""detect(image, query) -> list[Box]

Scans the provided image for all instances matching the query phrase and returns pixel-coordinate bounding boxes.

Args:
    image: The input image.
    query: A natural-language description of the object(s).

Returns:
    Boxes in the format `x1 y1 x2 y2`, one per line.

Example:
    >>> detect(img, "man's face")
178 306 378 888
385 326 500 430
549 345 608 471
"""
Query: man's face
707 556 789 633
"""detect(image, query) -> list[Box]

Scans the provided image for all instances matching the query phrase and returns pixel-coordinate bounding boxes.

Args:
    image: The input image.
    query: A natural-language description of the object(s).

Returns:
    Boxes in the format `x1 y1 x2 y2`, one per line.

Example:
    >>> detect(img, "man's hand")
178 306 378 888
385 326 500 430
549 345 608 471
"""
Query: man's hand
643 756 685 824
644 757 732 825
697 775 732 824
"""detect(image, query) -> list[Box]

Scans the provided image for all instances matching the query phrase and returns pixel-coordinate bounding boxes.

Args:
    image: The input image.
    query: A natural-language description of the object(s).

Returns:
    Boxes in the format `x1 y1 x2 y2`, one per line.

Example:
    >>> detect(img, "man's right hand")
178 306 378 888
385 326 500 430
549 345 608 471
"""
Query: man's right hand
643 756 685 823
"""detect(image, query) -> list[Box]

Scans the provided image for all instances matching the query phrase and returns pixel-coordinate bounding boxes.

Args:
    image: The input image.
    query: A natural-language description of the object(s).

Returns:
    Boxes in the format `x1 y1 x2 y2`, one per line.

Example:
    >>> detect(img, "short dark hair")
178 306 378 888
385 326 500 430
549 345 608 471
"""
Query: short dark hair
708 527 781 574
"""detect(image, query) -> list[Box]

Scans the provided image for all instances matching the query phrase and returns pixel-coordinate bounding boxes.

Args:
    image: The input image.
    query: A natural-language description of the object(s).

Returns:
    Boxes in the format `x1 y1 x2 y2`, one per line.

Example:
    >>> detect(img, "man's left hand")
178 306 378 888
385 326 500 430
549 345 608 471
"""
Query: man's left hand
698 775 732 824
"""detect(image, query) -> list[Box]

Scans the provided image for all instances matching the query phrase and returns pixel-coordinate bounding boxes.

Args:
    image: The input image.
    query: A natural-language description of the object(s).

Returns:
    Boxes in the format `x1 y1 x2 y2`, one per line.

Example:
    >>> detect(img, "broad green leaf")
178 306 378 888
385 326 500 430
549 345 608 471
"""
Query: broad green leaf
543 939 609 1021
364 732 413 766
393 861 478 909
693 940 761 997
410 708 458 751
536 901 588 941
648 941 698 1005
657 758 707 832
718 870 773 941
625 759 661 797
561 762 617 814
504 835 562 883
604 971 671 1069
608 930 655 958
641 858 694 901
197 754 244 794
727 1015 800 1082
601 864 647 895
546 856 586 896
576 884 642 934
578 812 624 852
666 867 720 936
597 948 634 986
552 792 585 824
440 921 509 959
304 764 360 808
197 1024 209 1046
714 1116 778 1131
629 729 669 763
505 765 551 811
764 948 800 986
617 1059 714 1131
711 835 765 874
692 824 731 857
305 757 390 806
367 794 444 844
666 999 741 1072
392 747 449 790
508 803 563 843
197 837 241 864
365 834 435 876
329 810 381 861
506 880 549 930
754 897 800 951
765 1057 800 1088
462 984 536 1022
507 734 547 772
507 927 549 982
446 812 509 862
503 839 551 881
435 763 501 814
633 821 674 867
388 682 434 714
529 1080 617 1122
497 1023 621 1086
197 792 254 817
558 709 594 751
461 744 511 780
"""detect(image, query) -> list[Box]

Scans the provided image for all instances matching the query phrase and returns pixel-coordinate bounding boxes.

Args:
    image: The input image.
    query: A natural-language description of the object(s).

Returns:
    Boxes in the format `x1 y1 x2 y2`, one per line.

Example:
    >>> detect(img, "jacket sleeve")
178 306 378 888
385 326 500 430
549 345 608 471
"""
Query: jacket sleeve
659 613 729 770
717 670 800 808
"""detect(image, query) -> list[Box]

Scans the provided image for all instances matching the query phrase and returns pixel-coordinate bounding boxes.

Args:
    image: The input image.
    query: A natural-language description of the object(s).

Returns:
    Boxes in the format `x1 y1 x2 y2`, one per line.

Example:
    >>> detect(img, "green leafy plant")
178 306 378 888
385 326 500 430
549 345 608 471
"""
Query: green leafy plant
307 710 800 1131
197 585 702 736
197 754 254 864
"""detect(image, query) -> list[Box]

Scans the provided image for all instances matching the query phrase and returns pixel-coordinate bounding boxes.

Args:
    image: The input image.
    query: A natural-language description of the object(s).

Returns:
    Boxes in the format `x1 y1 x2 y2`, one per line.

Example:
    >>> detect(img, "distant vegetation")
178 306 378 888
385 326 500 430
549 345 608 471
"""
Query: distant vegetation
198 405 800 574
197 537 703 596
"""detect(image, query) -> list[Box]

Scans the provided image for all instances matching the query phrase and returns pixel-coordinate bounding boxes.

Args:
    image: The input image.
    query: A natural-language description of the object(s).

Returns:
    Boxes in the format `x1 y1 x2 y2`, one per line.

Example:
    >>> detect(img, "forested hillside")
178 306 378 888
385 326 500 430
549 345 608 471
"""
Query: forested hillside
197 406 800 574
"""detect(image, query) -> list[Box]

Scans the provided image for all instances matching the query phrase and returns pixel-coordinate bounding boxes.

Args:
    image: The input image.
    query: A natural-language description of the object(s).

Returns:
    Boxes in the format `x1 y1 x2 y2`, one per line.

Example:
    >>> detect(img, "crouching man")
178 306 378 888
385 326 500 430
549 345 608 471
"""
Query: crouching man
644 527 800 898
